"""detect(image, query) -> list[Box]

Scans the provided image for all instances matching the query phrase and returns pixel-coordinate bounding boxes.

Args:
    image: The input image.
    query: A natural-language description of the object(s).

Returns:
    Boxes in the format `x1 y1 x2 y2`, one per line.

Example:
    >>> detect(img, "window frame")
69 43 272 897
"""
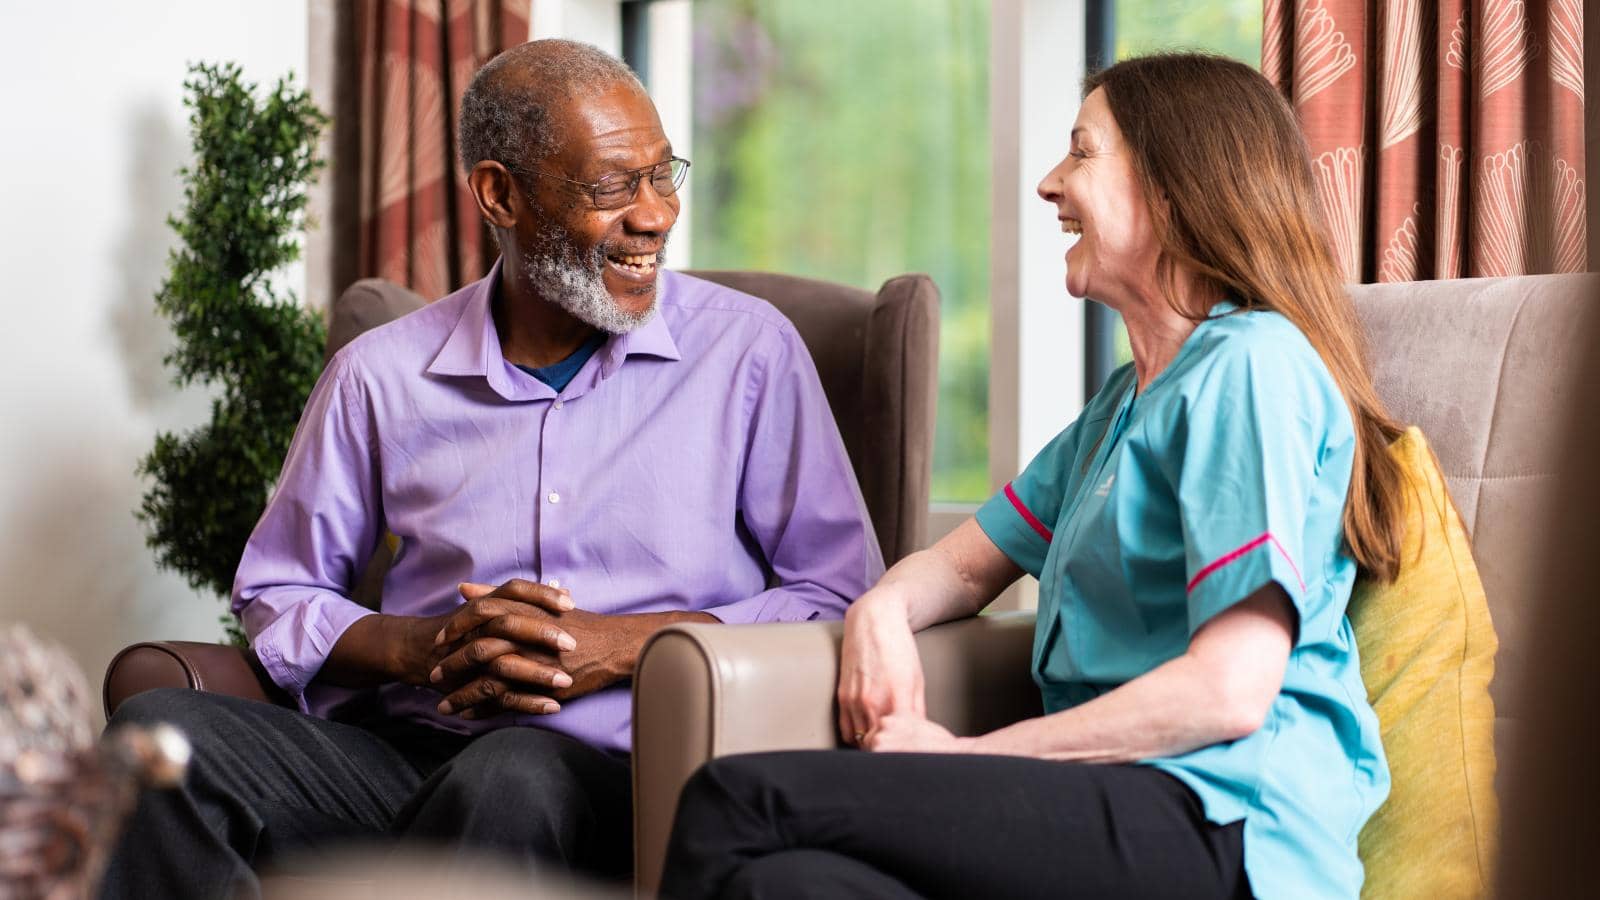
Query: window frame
1083 0 1120 399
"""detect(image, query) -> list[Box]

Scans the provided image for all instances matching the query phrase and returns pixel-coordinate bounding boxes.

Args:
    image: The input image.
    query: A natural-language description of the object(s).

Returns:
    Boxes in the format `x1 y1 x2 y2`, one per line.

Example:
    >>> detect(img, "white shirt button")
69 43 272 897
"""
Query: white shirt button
547 578 561 589
553 400 564 410
547 491 560 504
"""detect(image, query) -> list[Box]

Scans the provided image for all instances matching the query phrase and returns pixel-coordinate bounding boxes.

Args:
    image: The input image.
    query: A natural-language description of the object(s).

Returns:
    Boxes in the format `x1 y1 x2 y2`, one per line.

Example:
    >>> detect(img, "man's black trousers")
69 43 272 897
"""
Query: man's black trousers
98 688 632 899
660 749 1250 900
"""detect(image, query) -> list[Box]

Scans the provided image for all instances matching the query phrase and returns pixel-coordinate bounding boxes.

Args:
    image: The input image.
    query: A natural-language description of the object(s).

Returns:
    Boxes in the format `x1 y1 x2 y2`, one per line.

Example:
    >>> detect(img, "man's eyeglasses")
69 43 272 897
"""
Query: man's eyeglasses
522 157 691 210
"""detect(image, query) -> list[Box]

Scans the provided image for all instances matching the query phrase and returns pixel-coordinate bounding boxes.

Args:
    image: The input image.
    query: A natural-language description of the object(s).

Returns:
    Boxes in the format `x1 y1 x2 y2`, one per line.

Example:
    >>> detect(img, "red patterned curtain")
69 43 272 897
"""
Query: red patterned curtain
353 0 529 301
1262 0 1587 282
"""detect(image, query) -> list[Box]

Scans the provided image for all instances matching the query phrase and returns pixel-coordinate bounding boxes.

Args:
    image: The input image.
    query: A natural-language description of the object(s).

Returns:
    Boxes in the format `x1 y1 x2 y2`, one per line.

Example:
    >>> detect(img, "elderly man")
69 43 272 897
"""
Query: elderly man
101 39 881 898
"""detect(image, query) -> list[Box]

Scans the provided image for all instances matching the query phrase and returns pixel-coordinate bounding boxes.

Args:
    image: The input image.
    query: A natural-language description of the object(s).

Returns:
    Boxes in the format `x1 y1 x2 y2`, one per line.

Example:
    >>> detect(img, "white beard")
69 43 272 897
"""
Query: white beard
521 220 666 334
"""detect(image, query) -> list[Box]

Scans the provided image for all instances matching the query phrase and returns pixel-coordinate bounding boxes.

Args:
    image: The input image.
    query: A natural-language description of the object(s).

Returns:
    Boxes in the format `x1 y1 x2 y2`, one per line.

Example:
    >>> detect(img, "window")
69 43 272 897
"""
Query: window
1085 0 1263 394
1116 0 1262 64
626 0 1266 529
685 0 992 502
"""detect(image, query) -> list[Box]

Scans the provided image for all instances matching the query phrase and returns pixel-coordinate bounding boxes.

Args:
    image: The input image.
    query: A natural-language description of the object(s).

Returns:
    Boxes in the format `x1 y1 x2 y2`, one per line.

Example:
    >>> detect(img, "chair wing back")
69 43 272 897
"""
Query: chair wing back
1347 272 1600 775
325 278 427 363
688 270 940 564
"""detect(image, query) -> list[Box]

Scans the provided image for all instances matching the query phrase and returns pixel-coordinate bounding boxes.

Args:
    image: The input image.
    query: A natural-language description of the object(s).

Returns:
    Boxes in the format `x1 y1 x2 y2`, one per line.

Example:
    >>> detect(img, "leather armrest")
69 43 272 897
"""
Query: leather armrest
102 641 291 719
630 610 1039 895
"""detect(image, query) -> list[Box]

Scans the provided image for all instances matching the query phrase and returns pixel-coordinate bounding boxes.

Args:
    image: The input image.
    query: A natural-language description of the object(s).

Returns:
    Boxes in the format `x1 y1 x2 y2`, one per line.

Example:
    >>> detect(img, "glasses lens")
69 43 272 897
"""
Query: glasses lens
593 177 634 210
649 160 687 198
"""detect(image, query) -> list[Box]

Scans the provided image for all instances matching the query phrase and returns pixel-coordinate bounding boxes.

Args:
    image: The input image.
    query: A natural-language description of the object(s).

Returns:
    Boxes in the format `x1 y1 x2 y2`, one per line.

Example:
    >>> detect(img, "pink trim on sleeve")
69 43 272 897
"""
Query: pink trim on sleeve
1186 532 1305 594
1004 482 1054 543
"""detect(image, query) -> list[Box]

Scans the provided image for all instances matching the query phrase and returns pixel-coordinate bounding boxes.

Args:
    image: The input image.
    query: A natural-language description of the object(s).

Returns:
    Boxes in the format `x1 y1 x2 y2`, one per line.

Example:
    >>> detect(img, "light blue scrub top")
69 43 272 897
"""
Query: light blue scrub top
975 302 1389 900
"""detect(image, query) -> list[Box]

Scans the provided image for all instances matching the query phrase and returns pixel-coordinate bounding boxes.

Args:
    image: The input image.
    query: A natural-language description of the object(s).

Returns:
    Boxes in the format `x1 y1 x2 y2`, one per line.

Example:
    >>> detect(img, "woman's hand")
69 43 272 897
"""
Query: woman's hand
863 713 969 754
837 591 926 746
833 519 1022 747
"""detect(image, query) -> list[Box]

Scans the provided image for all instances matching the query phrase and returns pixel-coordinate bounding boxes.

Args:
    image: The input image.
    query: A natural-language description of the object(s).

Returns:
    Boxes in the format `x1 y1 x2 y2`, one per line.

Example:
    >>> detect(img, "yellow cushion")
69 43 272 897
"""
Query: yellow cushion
1349 427 1498 899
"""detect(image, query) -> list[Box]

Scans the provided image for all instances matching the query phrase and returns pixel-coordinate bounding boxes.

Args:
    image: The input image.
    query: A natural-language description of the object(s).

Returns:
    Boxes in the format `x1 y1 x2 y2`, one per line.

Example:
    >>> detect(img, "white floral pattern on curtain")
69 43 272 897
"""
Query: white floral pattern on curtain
1263 0 1587 282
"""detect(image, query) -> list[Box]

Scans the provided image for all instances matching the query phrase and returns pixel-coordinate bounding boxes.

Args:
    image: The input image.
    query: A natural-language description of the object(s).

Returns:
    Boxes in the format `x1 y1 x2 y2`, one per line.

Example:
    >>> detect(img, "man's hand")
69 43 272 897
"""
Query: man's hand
429 579 714 720
422 580 580 717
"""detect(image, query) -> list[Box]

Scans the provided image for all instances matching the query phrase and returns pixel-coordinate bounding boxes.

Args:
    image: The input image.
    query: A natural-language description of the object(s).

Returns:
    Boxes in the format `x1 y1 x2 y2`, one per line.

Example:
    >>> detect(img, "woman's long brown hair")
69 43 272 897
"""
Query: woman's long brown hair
1086 53 1405 582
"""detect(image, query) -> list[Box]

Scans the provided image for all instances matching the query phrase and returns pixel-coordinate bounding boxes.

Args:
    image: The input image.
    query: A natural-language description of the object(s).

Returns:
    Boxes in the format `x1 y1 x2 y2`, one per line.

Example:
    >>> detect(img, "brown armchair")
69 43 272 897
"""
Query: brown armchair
100 268 941 890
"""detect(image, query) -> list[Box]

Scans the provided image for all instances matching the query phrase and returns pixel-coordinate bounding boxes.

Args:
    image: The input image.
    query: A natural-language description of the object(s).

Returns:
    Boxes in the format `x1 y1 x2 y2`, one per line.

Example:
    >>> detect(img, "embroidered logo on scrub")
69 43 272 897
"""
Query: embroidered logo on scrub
1094 473 1116 497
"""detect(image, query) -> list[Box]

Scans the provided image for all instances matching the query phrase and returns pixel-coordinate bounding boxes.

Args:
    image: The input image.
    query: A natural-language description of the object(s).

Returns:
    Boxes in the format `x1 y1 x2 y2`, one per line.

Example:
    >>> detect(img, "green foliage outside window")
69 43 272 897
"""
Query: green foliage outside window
1115 0 1262 66
137 63 328 645
690 0 992 502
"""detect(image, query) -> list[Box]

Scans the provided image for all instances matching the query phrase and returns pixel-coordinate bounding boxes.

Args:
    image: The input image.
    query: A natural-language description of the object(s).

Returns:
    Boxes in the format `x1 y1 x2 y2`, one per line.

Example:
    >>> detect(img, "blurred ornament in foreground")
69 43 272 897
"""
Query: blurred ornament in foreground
1 625 190 898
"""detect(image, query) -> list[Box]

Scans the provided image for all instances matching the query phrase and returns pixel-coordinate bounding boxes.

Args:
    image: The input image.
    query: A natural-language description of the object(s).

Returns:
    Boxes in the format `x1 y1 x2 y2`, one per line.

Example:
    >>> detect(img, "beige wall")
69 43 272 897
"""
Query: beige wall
0 3 307 700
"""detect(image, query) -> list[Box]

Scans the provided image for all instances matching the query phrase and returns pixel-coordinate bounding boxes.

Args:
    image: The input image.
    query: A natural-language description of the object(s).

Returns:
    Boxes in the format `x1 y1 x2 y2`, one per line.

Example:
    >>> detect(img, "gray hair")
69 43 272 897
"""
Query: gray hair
458 39 645 178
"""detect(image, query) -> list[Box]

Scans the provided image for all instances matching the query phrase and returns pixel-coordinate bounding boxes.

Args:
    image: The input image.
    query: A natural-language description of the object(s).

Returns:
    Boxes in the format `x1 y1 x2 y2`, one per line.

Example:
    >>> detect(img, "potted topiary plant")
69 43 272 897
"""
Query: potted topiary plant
137 62 329 646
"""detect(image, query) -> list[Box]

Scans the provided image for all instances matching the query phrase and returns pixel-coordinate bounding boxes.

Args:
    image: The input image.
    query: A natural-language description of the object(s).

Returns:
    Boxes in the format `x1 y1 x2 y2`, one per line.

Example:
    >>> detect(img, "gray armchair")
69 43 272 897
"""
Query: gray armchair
628 272 1600 897
631 612 1039 894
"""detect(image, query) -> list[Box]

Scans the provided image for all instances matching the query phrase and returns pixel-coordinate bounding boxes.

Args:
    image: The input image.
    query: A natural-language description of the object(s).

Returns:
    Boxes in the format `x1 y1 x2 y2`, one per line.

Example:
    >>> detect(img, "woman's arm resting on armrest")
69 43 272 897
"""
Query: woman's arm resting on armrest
838 519 1023 744
867 582 1295 762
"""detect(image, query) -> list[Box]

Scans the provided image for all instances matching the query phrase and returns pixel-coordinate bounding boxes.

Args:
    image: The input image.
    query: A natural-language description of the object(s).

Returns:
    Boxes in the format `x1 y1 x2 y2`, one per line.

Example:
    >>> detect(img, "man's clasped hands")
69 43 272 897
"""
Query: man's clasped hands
412 580 646 720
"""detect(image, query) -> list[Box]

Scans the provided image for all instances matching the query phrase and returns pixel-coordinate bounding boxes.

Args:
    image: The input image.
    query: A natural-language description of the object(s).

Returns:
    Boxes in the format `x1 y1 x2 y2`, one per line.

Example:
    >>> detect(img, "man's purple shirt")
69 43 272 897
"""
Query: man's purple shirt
233 263 884 752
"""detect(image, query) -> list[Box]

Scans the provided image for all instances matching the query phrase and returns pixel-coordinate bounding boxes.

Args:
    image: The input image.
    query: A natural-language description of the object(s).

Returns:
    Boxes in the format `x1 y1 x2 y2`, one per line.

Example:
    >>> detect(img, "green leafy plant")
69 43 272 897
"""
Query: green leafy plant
138 62 329 645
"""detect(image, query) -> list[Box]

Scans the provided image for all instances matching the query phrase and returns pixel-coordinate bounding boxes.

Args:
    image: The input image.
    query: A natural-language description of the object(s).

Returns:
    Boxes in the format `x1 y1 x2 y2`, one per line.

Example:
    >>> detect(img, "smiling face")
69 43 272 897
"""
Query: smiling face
1035 88 1161 309
515 82 679 332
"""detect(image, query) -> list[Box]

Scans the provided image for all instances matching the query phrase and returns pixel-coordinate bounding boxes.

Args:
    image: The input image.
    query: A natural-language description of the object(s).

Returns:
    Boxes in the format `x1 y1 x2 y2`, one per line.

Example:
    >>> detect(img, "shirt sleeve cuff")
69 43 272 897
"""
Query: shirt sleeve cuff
975 488 1051 579
248 594 377 713
1185 533 1308 636
700 585 847 625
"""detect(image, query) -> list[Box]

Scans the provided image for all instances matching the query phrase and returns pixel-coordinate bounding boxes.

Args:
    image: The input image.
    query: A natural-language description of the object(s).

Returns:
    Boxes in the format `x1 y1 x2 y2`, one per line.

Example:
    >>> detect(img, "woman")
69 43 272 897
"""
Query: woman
661 53 1405 900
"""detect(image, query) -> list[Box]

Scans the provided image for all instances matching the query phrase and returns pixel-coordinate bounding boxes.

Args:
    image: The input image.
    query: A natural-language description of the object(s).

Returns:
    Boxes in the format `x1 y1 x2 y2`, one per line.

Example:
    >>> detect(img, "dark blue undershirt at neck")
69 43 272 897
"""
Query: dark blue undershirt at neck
514 332 607 392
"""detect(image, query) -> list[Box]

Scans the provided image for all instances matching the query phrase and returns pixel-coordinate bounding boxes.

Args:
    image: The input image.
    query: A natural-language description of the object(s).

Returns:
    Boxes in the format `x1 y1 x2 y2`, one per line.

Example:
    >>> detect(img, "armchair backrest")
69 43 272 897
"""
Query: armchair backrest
325 278 427 363
1348 272 1600 775
687 270 940 563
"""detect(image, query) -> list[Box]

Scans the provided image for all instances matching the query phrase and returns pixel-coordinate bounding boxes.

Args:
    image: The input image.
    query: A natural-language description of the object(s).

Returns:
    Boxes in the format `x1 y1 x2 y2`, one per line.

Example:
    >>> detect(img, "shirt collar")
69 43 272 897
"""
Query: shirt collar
426 258 501 380
426 258 682 400
1207 297 1242 317
596 278 682 377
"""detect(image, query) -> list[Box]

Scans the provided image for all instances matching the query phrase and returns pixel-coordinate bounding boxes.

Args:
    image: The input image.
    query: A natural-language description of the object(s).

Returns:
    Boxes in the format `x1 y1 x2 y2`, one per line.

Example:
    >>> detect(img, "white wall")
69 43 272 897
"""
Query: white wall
0 2 307 699
529 0 621 54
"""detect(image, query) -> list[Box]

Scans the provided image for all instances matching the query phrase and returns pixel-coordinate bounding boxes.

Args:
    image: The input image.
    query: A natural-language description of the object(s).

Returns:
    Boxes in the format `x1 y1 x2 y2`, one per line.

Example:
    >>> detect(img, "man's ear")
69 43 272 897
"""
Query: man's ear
468 161 520 229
